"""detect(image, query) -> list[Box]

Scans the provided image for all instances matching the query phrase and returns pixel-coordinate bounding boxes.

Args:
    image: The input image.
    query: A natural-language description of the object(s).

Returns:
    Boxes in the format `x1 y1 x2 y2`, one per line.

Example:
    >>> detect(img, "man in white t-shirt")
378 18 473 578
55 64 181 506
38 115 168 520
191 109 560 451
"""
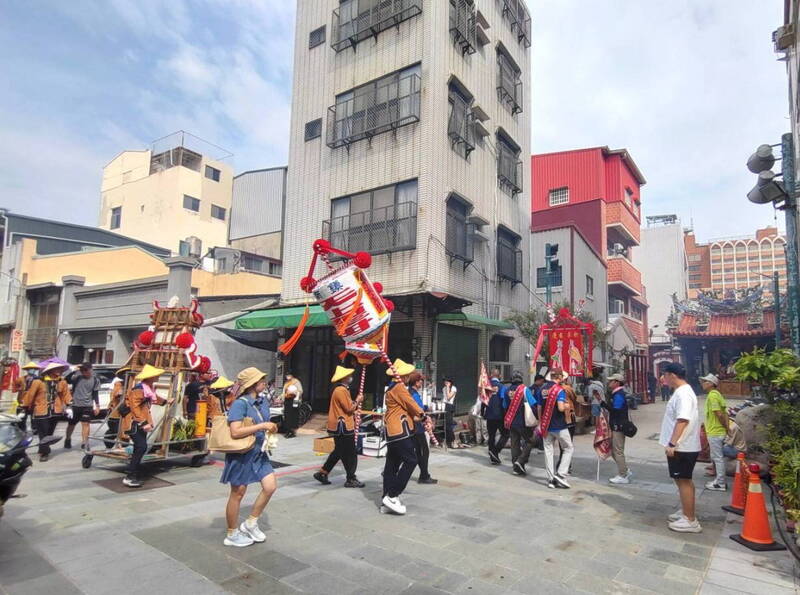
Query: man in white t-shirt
660 362 702 533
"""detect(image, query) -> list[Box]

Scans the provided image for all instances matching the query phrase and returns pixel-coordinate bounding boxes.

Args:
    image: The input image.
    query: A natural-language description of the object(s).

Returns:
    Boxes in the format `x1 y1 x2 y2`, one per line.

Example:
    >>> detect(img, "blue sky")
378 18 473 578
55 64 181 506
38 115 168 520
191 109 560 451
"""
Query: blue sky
1 1 790 242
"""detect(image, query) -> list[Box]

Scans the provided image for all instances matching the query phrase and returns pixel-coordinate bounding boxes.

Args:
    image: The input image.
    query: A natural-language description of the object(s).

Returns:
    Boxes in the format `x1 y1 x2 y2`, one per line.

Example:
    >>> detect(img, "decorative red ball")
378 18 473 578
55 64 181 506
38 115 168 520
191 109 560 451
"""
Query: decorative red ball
354 252 372 268
384 298 395 313
175 332 195 349
192 312 204 326
313 238 331 254
137 330 155 346
197 356 212 373
558 307 571 318
300 276 316 292
373 282 383 294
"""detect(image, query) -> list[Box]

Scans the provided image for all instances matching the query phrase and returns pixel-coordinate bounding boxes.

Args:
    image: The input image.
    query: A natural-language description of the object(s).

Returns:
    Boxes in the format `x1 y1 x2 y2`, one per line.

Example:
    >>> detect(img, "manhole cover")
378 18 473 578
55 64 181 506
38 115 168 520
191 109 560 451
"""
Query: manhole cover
93 476 174 493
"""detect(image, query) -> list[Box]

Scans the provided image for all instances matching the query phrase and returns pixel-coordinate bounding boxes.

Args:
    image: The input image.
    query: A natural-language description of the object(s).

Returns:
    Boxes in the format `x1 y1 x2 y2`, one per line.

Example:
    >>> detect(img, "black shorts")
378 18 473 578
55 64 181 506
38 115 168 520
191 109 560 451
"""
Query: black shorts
71 406 94 422
667 451 699 480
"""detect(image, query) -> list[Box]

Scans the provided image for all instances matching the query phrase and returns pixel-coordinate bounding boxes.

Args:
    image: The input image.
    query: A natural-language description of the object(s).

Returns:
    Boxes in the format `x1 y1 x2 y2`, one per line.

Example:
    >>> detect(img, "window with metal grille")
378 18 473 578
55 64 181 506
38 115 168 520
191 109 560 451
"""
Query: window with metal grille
449 0 476 56
609 298 626 315
447 83 474 159
205 165 221 181
496 46 522 114
496 130 522 195
110 206 121 229
268 261 282 276
211 204 226 221
445 194 473 263
309 25 326 49
242 253 265 272
536 265 562 288
489 334 512 362
324 179 418 255
331 0 423 52
497 227 522 284
305 118 322 141
183 195 200 212
548 187 569 206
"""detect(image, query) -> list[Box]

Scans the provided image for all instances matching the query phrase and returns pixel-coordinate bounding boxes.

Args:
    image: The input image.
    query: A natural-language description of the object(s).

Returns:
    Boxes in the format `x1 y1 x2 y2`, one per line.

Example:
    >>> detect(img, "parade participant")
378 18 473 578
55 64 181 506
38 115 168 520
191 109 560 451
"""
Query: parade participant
558 377 579 474
65 362 100 450
23 362 72 462
661 362 702 533
538 368 573 489
121 365 174 488
602 373 632 484
208 376 235 419
700 373 728 492
442 376 458 448
222 367 279 547
503 371 538 476
587 379 605 428
486 368 509 464
313 366 365 488
408 371 437 485
381 359 424 515
14 362 39 431
660 373 671 401
104 366 129 448
281 372 303 438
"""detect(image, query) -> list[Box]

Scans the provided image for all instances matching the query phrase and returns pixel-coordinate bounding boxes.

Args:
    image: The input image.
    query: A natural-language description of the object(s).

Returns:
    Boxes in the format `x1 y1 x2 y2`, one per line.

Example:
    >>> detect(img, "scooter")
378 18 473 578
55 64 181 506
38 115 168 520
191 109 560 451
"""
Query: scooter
0 412 61 518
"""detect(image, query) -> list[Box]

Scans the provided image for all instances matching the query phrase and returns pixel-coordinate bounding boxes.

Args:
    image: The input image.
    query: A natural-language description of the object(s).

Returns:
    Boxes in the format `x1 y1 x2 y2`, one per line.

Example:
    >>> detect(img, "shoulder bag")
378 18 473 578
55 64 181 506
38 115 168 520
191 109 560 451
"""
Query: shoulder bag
524 397 539 428
621 419 638 438
208 398 259 453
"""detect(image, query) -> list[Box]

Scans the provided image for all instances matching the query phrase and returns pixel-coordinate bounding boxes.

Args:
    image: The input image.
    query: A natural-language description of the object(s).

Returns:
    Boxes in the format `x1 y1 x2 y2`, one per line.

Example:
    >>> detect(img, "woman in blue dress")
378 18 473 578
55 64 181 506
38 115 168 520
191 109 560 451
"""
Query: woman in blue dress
222 367 279 547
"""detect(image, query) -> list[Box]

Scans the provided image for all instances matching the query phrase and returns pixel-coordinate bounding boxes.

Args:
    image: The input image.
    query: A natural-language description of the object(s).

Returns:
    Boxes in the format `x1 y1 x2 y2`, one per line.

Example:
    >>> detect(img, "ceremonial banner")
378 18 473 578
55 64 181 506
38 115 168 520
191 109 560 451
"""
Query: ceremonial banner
477 361 492 405
546 327 587 376
593 411 612 460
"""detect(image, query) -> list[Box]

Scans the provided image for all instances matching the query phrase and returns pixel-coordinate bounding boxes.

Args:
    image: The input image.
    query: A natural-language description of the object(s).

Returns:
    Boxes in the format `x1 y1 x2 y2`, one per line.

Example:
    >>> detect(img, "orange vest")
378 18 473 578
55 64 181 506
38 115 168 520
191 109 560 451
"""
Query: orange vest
327 384 356 435
384 382 423 441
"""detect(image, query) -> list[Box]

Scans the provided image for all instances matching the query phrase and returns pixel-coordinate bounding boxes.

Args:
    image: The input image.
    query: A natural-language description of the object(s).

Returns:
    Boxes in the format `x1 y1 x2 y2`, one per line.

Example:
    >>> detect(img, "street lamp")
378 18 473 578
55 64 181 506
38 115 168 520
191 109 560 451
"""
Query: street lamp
745 134 800 355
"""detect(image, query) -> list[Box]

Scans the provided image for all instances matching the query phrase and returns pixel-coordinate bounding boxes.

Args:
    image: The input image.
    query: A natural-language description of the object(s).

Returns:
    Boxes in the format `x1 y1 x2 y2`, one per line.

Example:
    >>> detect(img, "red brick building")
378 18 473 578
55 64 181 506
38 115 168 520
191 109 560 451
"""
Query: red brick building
532 147 650 389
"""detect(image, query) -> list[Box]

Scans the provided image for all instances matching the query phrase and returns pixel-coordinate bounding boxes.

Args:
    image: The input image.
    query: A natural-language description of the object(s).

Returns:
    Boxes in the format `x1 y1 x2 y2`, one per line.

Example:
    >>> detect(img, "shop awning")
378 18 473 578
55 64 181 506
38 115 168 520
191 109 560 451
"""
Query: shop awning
234 305 329 330
436 312 514 329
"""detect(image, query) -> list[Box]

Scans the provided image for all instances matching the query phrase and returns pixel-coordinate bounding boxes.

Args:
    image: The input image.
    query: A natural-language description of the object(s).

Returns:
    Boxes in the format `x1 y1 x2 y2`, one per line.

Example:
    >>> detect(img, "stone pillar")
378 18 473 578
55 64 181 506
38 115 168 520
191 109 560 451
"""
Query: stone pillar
60 275 86 329
165 257 195 307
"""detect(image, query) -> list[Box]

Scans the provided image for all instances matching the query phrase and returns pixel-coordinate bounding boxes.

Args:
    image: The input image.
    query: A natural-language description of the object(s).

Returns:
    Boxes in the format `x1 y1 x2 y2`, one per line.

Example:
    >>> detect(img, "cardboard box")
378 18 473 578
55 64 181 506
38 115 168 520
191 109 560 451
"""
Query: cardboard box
362 435 387 458
313 437 335 454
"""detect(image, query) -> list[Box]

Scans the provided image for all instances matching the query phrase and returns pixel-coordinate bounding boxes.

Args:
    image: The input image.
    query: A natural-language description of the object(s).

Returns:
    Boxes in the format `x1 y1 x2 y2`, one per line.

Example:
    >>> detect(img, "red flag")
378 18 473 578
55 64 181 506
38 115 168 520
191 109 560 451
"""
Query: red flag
593 411 612 460
477 360 492 405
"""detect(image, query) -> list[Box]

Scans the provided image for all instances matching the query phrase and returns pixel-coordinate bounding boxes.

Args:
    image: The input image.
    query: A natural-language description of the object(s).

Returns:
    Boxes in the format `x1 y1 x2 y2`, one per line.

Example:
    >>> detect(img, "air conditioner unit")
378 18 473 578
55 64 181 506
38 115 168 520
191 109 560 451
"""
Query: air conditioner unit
774 24 795 51
185 236 202 258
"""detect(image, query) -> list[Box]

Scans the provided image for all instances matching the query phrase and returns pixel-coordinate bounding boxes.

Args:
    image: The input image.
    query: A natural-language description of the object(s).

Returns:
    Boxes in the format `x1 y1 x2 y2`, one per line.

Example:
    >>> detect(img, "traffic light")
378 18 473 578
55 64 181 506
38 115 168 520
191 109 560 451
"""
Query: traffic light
746 144 788 204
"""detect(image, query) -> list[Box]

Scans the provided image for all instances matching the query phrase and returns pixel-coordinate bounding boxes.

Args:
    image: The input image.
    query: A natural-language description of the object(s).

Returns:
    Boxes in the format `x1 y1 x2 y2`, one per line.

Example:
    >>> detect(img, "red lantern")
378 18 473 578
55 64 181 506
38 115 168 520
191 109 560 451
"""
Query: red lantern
197 356 211 373
175 332 195 349
353 252 372 269
137 330 155 346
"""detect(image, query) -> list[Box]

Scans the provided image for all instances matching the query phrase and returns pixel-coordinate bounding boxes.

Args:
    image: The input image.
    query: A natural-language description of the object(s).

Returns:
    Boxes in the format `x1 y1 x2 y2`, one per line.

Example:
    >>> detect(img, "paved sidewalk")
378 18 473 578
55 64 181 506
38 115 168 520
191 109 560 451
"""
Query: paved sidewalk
1 399 797 594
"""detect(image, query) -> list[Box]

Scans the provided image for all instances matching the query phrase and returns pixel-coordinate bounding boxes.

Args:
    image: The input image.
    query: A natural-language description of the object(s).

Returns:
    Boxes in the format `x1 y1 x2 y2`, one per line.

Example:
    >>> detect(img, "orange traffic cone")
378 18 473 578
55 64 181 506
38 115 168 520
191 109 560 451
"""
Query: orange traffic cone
722 452 747 516
730 464 787 551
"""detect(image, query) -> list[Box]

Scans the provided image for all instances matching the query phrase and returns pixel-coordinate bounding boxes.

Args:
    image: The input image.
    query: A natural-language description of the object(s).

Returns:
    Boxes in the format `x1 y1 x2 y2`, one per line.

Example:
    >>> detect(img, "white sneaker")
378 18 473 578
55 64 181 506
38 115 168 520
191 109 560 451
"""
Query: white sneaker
553 474 571 489
240 520 266 543
224 529 254 547
668 517 702 533
704 481 726 492
381 495 406 515
668 509 684 522
609 475 630 484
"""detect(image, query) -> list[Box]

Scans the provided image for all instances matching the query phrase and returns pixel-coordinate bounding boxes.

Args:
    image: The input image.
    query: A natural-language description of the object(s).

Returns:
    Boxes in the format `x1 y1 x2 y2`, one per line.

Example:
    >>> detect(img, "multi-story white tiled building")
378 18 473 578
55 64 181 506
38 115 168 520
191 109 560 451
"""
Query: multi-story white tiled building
278 0 532 411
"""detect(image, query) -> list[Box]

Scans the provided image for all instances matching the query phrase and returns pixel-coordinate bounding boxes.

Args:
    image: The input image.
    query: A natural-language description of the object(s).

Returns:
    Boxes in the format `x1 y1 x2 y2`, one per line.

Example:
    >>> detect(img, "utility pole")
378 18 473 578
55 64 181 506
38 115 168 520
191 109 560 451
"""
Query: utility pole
781 133 800 355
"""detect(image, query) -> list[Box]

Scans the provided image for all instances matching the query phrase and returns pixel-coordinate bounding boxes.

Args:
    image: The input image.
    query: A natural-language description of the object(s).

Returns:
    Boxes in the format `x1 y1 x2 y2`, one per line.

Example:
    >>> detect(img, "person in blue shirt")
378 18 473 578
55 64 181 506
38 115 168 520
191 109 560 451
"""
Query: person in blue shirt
485 369 510 465
602 373 632 484
539 368 574 489
409 371 437 485
506 370 539 476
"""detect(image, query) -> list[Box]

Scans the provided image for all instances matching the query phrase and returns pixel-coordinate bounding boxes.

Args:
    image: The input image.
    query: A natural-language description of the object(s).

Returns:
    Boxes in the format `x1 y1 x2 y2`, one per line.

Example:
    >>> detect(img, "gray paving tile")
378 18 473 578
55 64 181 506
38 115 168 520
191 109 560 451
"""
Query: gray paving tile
4 572 83 595
615 567 701 595
644 546 708 571
220 571 301 594
280 567 360 595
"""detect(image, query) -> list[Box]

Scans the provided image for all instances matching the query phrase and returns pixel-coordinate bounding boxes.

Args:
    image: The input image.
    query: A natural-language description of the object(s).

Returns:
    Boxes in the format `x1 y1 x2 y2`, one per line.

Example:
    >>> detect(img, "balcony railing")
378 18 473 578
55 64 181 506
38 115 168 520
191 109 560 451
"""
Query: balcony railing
448 93 475 158
497 243 523 285
24 327 58 356
497 56 523 114
497 144 523 196
331 0 423 53
327 74 421 149
502 0 531 48
450 0 476 56
322 201 417 256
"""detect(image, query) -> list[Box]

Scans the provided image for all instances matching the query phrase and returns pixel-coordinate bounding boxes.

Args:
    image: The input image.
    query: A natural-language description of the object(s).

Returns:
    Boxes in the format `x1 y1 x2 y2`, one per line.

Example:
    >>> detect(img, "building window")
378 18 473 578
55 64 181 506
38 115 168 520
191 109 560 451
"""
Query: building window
324 179 418 255
536 261 563 288
689 282 702 288
268 261 282 276
497 227 522 284
609 297 626 315
110 206 121 229
205 165 221 182
448 82 474 159
305 118 322 141
211 204 226 221
624 188 633 208
241 253 265 272
331 0 422 52
309 25 326 49
179 240 189 257
688 264 701 271
496 130 522 196
449 0 476 56
688 254 701 262
327 64 422 149
445 194 473 263
548 187 569 207
586 275 594 297
630 304 643 321
183 195 200 212
489 334 512 362
497 45 522 114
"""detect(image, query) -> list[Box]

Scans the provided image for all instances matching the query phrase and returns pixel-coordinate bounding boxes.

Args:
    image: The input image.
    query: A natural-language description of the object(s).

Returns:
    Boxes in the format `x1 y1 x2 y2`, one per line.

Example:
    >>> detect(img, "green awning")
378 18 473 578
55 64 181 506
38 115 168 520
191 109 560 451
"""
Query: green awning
235 305 330 330
436 312 514 329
